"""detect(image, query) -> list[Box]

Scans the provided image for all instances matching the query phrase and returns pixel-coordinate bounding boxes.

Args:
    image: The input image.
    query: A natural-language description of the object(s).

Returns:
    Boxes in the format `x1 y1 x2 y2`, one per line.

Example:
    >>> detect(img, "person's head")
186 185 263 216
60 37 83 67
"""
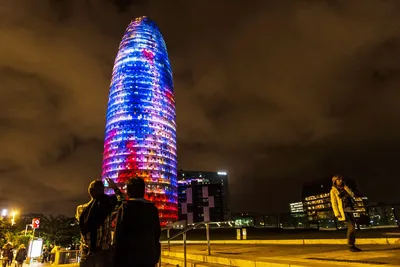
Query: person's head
88 179 105 199
126 177 146 198
19 244 25 250
332 175 344 187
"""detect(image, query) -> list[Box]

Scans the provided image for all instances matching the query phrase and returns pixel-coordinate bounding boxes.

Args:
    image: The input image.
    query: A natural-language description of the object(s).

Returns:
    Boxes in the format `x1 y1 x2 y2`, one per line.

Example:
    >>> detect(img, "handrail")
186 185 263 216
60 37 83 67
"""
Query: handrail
159 221 211 267
167 221 204 241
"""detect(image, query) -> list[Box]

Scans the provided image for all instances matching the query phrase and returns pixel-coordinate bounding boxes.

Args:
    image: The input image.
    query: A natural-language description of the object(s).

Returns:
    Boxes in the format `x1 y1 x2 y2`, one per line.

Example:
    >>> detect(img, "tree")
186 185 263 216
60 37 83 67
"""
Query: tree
0 218 11 247
3 231 32 248
0 217 33 248
40 215 80 247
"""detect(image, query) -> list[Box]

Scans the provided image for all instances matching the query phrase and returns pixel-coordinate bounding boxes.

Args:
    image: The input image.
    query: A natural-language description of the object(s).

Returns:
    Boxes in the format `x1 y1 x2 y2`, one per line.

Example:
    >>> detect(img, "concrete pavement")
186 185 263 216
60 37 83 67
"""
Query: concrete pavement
162 244 400 266
161 227 400 241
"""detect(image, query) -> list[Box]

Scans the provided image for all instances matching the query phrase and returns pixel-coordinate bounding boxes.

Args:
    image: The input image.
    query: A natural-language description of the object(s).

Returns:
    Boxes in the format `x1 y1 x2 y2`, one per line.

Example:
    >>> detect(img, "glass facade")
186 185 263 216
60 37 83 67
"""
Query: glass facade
102 16 177 226
368 205 398 227
177 170 230 223
289 202 304 213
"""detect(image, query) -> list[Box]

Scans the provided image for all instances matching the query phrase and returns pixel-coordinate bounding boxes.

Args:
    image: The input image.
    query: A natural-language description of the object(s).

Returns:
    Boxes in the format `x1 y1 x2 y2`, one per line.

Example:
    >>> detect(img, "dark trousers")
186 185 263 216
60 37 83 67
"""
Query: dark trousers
345 212 356 247
80 250 113 267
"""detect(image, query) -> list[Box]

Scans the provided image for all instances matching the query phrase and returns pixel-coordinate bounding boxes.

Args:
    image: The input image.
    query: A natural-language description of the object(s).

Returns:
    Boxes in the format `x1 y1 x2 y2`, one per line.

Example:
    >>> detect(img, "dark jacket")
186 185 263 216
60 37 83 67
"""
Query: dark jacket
2 246 13 259
15 248 27 263
113 199 161 266
78 190 124 254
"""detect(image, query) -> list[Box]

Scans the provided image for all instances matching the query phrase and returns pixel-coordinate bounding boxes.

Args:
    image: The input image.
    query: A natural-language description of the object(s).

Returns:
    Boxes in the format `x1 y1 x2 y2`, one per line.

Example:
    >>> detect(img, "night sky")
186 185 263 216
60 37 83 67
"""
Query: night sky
1 0 400 216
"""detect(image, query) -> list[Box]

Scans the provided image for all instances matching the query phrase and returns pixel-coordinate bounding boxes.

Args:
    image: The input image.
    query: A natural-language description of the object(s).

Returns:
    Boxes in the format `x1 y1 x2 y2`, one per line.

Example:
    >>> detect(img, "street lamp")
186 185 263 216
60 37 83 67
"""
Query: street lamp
25 224 33 236
11 210 18 226
1 209 7 217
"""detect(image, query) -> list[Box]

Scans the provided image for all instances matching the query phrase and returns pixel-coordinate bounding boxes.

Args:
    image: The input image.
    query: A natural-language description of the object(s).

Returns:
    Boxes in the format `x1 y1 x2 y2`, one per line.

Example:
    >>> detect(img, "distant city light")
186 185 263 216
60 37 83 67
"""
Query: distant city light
217 171 227 175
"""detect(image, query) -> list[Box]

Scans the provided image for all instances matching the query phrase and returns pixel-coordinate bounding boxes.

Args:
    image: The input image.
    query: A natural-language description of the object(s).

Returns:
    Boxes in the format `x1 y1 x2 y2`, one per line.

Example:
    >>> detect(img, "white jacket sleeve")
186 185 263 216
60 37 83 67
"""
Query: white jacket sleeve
330 189 340 217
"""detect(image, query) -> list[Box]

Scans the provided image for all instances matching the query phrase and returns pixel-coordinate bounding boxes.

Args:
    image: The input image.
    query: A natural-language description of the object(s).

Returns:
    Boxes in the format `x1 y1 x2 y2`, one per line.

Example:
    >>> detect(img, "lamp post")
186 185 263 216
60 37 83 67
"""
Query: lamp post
25 224 33 236
11 210 18 226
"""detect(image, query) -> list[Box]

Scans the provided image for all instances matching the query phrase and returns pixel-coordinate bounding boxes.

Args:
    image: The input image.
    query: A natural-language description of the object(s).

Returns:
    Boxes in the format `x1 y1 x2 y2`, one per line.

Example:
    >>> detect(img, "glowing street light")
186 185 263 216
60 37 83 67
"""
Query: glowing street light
11 210 18 226
1 209 7 217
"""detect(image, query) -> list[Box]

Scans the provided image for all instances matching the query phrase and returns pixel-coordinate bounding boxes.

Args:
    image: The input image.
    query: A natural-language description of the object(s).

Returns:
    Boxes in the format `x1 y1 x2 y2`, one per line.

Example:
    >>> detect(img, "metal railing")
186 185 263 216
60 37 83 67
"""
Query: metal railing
56 250 80 265
159 221 211 267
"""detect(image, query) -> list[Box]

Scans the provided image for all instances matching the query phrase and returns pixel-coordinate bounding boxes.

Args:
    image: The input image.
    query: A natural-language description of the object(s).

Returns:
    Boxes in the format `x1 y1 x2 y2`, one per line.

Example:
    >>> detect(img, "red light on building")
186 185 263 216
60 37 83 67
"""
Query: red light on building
32 218 40 229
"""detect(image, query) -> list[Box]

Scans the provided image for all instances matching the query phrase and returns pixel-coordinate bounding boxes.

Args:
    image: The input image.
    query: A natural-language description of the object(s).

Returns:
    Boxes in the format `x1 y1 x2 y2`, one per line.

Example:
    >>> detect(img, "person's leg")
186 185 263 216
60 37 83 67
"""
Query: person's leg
346 213 361 251
94 250 113 267
80 254 95 267
346 212 356 246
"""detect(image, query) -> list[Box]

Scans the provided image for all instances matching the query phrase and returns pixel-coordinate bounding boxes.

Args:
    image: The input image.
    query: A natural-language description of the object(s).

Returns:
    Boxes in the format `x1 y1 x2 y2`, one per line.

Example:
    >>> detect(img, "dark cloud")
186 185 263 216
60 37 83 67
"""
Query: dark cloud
0 0 400 215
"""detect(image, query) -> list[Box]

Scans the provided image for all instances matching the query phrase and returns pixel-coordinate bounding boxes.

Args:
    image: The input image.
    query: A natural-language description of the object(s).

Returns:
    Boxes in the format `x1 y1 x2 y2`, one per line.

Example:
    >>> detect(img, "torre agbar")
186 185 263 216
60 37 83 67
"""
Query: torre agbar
102 17 177 225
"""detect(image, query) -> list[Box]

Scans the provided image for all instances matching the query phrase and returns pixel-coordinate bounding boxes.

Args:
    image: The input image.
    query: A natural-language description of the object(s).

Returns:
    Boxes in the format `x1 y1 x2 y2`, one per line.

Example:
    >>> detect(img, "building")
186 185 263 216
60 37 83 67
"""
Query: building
302 177 368 228
289 202 304 213
101 16 177 226
178 170 230 224
367 203 399 227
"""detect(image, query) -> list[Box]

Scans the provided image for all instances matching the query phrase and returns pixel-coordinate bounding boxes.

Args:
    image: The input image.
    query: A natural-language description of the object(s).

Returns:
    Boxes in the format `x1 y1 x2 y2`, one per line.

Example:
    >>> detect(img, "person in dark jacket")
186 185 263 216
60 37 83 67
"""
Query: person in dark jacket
76 178 125 267
2 243 13 267
113 177 161 267
15 244 27 267
41 246 49 263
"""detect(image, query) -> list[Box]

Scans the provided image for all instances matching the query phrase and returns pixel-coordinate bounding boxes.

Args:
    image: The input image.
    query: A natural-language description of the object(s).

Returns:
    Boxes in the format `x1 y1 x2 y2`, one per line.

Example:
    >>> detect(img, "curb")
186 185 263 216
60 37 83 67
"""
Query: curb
161 237 400 245
161 250 400 267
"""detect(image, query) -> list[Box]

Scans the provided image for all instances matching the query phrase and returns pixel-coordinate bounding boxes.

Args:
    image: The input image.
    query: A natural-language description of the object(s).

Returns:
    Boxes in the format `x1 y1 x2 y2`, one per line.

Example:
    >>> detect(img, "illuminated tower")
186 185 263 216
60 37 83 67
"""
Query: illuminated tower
102 17 177 225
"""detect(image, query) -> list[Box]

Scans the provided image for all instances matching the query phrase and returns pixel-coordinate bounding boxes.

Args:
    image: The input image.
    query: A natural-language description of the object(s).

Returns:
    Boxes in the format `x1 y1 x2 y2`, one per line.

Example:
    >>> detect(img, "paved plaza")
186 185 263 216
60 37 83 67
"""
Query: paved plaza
35 242 400 266
163 243 400 266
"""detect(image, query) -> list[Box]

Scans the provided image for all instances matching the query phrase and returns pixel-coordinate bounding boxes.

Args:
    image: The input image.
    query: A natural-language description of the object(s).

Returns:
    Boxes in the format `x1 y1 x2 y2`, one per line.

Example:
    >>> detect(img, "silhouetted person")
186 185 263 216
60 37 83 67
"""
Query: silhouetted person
41 246 49 263
48 244 53 263
330 175 361 252
15 244 27 267
50 245 57 264
76 178 124 267
2 243 13 267
113 177 161 267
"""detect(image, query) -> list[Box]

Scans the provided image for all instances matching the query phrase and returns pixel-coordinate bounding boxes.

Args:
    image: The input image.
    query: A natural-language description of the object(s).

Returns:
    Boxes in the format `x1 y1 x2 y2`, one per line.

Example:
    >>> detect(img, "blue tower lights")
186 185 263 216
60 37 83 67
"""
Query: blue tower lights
102 17 177 225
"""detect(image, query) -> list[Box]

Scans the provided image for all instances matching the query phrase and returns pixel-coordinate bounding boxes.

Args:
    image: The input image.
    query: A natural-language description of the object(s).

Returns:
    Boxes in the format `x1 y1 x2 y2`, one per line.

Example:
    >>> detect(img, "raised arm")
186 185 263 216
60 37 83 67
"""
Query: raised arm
106 178 126 203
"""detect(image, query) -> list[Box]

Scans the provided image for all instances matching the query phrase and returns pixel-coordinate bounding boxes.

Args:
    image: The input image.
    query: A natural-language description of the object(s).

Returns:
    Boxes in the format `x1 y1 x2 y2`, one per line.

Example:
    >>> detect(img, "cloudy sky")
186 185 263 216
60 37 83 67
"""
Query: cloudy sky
1 0 400 215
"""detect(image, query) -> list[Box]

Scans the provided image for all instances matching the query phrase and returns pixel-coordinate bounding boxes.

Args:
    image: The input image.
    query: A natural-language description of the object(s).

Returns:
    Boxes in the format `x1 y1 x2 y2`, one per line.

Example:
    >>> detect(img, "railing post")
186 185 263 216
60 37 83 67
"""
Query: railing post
206 223 211 256
183 232 187 267
167 229 170 251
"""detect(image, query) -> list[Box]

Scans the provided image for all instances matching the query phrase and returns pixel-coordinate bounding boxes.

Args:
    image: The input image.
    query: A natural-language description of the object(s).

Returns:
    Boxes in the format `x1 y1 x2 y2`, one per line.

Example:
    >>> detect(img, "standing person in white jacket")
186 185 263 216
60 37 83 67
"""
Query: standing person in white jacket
330 175 362 252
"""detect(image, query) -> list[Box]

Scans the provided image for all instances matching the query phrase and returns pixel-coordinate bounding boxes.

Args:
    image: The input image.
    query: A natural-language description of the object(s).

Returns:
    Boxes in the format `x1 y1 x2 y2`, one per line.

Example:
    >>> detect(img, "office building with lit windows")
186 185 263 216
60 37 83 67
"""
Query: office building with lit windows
302 177 368 228
177 170 230 224
289 202 304 214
